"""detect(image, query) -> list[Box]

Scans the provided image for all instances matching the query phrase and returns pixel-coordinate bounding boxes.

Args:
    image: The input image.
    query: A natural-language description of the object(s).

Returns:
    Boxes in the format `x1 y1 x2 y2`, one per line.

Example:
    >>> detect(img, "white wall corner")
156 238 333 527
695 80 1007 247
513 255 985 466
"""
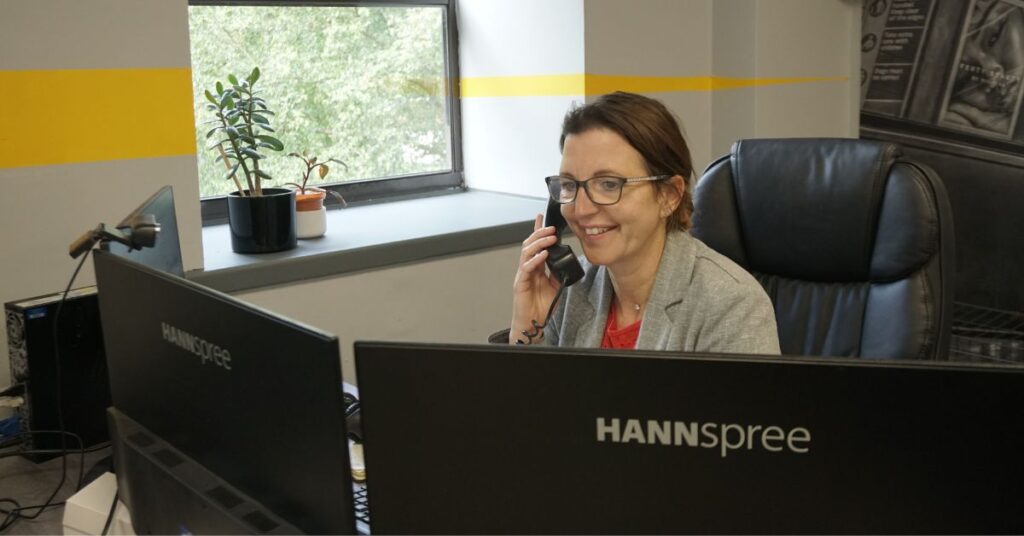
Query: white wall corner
457 0 585 197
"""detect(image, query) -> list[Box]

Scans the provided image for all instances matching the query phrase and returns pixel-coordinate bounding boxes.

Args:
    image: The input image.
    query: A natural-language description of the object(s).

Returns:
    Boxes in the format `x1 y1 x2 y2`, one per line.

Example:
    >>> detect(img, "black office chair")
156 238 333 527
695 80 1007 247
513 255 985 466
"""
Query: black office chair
691 138 955 359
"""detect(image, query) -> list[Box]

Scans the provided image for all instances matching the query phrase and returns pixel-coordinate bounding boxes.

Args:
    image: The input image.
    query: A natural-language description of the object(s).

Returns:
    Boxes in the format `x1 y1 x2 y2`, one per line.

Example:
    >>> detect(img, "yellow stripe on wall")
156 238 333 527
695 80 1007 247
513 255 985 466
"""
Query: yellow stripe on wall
462 74 587 97
0 68 196 169
0 69 844 167
461 74 848 98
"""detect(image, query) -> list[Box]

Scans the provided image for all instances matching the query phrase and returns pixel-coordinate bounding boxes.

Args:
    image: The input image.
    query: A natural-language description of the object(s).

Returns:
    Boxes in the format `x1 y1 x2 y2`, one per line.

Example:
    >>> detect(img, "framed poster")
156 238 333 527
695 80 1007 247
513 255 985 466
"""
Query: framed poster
937 0 1024 140
861 0 936 117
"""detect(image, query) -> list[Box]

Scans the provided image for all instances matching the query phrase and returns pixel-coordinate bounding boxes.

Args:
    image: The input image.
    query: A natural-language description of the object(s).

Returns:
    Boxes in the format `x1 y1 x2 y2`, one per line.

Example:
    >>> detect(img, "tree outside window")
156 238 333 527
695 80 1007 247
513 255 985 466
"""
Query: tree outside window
189 2 458 202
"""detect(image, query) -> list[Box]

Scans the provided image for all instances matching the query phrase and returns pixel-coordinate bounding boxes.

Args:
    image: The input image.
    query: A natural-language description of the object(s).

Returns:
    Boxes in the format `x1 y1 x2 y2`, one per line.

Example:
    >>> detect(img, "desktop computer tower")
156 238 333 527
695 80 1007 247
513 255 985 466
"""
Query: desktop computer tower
5 287 111 462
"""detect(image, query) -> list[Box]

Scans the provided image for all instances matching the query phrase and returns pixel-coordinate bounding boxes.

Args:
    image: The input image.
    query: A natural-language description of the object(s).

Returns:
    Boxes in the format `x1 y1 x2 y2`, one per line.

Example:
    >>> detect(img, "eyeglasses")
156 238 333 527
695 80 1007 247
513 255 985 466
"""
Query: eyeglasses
544 174 670 205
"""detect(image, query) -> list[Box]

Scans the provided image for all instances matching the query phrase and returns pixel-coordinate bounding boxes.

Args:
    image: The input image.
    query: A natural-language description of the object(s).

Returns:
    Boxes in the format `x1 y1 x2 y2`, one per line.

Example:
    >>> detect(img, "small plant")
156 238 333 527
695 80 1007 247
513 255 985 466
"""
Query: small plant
202 67 284 196
286 151 349 207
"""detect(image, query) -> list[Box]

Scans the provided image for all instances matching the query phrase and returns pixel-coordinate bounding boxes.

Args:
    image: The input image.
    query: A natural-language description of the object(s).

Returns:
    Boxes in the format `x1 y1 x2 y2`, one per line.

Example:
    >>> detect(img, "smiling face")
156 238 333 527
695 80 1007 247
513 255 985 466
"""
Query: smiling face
559 128 679 274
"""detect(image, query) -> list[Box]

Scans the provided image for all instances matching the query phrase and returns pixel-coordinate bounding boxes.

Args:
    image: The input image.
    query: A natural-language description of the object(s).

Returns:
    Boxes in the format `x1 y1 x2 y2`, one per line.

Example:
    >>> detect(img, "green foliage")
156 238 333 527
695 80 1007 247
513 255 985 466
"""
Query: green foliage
203 67 284 196
189 5 451 199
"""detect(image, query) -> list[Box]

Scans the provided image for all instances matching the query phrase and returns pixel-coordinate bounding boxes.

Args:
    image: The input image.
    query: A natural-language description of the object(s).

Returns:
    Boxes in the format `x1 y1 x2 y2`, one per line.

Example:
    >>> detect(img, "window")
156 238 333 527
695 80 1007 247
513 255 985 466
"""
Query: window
188 0 462 223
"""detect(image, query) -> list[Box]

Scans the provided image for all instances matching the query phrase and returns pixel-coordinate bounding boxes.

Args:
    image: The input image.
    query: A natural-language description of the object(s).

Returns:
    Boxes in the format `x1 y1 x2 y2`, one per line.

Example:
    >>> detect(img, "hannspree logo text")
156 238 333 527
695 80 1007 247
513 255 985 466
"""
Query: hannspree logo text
161 322 232 371
596 417 810 457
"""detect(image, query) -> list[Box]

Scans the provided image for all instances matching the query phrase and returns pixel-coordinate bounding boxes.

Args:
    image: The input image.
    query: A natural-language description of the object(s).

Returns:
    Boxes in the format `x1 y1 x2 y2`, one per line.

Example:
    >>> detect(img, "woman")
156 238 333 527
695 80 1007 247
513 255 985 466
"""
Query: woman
510 92 780 354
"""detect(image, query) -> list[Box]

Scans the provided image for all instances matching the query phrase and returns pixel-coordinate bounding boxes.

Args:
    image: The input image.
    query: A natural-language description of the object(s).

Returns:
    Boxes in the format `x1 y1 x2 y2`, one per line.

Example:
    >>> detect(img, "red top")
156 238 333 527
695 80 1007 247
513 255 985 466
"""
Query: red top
601 305 642 349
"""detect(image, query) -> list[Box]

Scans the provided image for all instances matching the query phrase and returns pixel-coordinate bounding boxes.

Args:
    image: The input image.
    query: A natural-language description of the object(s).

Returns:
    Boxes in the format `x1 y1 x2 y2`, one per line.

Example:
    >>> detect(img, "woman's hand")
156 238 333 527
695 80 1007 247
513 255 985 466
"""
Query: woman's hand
510 214 561 344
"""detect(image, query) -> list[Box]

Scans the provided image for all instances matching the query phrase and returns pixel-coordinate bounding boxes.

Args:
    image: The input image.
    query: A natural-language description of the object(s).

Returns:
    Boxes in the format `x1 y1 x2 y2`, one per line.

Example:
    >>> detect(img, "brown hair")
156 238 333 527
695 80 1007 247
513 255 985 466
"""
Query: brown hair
559 92 694 231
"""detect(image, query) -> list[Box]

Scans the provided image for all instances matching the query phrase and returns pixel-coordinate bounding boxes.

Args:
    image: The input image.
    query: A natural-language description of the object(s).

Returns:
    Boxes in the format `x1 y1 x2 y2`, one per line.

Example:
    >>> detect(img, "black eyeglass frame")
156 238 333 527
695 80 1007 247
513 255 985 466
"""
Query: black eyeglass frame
544 174 671 205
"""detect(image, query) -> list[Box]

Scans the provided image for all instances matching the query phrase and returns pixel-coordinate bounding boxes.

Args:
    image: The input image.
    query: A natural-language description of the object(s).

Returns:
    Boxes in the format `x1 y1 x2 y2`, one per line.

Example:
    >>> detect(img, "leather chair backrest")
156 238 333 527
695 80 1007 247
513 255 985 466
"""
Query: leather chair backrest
691 138 955 359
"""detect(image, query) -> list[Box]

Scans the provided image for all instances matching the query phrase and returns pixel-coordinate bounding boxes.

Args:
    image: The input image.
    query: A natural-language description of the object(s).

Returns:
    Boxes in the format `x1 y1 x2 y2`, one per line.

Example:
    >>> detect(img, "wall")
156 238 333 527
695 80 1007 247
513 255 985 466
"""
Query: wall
583 0 714 169
0 0 202 390
230 0 590 383
585 0 860 172
743 0 861 147
0 0 866 394
898 146 1024 311
858 0 1024 311
230 0 865 387
0 0 558 399
458 0 586 198
236 245 521 383
459 0 861 193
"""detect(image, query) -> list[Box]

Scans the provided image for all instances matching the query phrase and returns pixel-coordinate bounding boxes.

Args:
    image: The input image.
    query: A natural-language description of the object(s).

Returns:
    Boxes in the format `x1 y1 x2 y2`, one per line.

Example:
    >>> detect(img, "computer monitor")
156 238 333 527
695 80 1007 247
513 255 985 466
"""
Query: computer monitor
7 190 184 462
94 250 356 534
354 341 1024 533
102 185 184 276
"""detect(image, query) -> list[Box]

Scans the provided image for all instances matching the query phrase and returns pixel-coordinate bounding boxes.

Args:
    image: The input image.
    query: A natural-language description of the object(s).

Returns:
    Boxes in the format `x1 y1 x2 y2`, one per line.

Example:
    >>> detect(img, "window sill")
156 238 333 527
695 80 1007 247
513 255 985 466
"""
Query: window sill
188 190 545 293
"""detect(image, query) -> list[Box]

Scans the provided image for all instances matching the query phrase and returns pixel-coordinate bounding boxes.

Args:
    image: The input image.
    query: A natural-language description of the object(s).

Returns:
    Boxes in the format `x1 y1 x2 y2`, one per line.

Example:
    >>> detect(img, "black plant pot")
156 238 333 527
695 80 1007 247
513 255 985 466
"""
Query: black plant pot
227 188 297 254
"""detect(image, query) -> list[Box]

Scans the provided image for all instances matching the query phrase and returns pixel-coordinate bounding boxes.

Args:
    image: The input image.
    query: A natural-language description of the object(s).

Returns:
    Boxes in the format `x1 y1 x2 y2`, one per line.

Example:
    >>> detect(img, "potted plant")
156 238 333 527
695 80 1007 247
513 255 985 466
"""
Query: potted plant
203 67 296 253
285 151 348 239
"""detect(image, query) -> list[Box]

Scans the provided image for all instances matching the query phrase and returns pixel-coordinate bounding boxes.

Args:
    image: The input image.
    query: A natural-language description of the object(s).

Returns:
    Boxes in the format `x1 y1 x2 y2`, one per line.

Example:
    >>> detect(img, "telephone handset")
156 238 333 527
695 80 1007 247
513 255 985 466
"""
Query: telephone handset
543 200 585 287
513 200 585 345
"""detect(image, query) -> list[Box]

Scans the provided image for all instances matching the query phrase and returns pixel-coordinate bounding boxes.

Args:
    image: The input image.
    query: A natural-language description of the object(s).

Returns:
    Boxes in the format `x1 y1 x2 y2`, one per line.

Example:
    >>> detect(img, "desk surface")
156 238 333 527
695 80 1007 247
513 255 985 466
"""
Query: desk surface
0 446 111 535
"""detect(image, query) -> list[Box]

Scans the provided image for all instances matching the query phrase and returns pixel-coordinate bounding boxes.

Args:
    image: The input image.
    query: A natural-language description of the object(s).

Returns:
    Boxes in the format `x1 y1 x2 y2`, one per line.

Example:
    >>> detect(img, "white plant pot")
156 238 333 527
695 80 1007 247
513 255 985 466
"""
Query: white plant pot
296 207 327 239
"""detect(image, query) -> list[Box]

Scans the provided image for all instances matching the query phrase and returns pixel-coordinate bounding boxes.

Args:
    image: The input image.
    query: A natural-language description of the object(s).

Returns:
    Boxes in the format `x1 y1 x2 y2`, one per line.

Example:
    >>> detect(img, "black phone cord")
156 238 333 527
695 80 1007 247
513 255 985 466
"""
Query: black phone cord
516 278 568 345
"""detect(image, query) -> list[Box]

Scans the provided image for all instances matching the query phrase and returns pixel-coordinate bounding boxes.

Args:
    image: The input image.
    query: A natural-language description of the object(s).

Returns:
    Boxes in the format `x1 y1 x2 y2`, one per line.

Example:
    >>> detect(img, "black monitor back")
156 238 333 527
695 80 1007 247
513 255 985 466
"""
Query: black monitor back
6 187 184 462
94 250 355 534
102 185 184 277
355 341 1024 534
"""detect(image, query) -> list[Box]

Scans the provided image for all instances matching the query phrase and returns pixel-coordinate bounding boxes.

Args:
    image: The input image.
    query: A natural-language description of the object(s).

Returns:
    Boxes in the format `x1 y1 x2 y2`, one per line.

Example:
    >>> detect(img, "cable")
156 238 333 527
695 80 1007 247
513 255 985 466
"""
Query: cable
0 431 94 453
0 443 109 458
83 442 113 454
0 437 86 534
516 278 569 345
0 501 66 532
0 250 91 533
0 384 25 397
101 491 118 536
0 442 109 459
0 430 86 493
0 437 24 451
0 500 22 533
8 437 111 504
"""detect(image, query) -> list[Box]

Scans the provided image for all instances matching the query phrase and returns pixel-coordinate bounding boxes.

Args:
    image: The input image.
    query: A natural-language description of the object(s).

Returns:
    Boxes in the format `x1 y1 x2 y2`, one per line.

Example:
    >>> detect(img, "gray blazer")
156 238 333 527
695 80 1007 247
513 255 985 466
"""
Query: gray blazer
545 231 781 354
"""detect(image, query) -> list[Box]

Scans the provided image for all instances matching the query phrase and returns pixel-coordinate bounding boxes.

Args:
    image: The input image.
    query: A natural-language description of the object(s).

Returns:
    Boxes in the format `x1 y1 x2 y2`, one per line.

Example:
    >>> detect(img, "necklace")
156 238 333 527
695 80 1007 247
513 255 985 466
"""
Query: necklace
615 301 643 316
614 294 644 314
